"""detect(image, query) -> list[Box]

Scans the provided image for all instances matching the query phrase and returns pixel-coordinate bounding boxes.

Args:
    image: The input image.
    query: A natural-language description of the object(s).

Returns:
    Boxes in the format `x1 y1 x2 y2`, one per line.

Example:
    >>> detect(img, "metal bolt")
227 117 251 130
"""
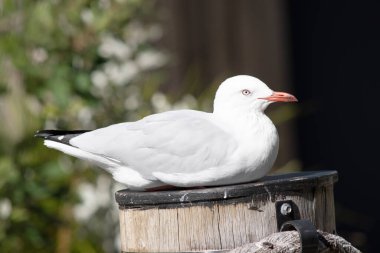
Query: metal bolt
280 203 292 215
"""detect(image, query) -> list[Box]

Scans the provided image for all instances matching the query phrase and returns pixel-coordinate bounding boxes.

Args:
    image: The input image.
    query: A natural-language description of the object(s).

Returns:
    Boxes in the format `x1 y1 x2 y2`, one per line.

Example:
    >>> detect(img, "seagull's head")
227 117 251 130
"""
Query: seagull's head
213 75 297 115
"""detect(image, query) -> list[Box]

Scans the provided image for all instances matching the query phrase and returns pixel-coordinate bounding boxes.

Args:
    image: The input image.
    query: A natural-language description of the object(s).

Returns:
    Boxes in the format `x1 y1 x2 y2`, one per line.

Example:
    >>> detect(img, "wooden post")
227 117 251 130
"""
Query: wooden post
115 171 338 252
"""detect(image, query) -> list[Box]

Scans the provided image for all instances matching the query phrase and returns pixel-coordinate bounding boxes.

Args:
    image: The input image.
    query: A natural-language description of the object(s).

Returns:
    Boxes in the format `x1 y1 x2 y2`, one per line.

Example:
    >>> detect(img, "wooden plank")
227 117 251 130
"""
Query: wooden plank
325 185 336 233
119 209 127 252
117 171 338 252
158 208 180 252
217 204 237 249
123 209 160 252
177 206 221 251
244 198 277 242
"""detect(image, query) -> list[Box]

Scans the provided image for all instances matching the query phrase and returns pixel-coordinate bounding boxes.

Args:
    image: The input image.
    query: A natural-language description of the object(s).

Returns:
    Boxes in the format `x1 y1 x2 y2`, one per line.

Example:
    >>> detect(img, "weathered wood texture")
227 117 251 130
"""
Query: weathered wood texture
115 171 338 252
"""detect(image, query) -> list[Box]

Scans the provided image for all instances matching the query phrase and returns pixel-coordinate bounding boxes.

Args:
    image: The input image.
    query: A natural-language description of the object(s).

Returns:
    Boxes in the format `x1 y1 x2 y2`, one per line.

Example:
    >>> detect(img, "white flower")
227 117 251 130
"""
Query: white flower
173 94 198 110
124 95 140 110
151 92 171 113
73 175 112 221
91 70 108 89
136 50 167 70
98 36 131 60
117 61 139 85
103 61 139 86
78 107 94 128
31 47 48 63
81 9 94 25
0 199 12 219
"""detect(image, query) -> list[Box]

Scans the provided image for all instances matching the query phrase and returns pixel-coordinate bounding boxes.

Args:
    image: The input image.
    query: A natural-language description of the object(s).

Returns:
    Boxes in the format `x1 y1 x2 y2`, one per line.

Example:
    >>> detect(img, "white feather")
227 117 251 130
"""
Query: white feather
43 75 286 190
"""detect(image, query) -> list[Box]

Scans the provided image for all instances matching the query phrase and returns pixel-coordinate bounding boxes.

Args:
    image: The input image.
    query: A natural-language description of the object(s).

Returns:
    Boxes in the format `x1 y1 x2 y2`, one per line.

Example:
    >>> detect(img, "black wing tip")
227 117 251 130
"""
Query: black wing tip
34 130 54 138
34 130 91 139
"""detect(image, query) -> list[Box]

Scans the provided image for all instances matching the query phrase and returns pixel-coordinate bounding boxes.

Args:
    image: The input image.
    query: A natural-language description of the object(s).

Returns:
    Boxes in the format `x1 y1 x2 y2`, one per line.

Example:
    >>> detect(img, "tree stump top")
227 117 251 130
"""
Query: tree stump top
115 170 338 209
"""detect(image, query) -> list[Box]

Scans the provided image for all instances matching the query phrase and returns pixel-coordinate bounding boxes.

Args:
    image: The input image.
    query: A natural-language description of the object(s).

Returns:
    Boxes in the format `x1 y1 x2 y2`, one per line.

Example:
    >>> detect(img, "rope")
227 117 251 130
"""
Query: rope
228 231 361 253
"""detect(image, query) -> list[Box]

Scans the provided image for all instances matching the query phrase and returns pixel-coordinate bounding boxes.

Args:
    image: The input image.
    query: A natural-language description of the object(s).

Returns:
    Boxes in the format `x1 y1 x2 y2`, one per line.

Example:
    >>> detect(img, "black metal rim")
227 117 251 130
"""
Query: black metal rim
115 171 338 208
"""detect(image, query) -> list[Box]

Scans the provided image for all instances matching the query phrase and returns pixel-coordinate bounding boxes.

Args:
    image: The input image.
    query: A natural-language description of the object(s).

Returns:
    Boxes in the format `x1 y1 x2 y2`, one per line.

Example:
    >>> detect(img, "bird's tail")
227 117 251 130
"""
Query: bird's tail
35 130 91 145
35 129 120 172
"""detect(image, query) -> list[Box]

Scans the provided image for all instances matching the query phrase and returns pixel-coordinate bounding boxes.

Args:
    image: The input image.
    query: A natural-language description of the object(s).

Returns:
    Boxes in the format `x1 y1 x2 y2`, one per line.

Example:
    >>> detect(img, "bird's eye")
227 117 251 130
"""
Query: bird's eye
241 89 252 96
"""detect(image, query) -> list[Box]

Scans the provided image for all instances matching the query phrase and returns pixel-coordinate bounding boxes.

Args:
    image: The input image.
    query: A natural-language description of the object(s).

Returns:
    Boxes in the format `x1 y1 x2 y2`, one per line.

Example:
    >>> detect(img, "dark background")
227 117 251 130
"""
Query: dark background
289 1 380 252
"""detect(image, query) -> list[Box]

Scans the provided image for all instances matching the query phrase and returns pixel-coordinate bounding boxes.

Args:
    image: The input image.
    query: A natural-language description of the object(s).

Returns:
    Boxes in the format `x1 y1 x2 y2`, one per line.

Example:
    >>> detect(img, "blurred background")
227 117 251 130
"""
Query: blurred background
0 0 379 252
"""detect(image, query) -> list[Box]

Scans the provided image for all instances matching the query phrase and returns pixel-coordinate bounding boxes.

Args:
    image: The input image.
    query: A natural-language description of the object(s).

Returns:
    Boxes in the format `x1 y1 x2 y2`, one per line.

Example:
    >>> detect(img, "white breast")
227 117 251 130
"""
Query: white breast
219 113 279 183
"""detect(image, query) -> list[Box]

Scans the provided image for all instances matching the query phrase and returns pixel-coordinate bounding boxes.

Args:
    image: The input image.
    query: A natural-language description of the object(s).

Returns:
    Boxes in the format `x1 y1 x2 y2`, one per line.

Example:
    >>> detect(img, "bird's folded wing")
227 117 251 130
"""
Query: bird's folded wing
69 110 238 179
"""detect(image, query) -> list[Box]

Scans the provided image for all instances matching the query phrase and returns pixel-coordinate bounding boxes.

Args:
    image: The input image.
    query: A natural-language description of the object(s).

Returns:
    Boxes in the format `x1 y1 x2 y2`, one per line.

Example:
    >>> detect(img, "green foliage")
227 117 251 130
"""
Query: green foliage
0 0 168 252
0 2 300 252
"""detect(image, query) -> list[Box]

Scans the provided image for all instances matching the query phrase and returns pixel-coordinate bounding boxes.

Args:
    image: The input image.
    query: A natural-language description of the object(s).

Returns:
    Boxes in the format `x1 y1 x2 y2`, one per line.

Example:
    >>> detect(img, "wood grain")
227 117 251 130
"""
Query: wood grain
117 172 337 252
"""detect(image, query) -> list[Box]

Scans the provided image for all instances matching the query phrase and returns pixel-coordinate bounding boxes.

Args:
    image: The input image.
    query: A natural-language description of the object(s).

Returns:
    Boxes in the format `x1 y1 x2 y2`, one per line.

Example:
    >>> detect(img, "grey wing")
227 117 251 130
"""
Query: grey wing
70 110 237 179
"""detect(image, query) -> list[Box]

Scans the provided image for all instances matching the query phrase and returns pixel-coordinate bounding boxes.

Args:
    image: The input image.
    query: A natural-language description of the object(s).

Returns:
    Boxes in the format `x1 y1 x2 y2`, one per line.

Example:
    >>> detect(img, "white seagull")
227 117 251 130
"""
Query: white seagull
36 75 297 191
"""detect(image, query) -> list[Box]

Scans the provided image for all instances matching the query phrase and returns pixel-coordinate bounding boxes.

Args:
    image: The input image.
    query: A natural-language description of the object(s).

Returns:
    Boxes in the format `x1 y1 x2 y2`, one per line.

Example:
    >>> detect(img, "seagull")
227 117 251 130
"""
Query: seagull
35 75 297 191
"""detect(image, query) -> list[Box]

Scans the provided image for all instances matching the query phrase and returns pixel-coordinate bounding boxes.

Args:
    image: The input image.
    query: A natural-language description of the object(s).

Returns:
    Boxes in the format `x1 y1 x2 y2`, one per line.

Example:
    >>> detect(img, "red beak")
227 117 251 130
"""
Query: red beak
260 91 298 102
